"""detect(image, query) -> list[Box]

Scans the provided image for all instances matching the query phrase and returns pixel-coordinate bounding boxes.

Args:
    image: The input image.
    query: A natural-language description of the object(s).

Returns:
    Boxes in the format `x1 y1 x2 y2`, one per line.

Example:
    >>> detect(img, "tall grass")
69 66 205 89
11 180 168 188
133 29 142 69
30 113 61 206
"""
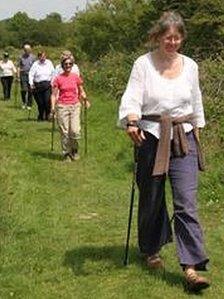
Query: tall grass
0 80 224 298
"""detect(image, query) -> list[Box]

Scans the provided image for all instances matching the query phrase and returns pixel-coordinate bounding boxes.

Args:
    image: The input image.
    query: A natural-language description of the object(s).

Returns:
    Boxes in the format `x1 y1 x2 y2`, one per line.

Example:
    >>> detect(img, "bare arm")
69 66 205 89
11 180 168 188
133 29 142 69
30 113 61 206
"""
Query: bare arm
11 61 17 75
51 86 59 112
79 85 86 99
79 85 91 108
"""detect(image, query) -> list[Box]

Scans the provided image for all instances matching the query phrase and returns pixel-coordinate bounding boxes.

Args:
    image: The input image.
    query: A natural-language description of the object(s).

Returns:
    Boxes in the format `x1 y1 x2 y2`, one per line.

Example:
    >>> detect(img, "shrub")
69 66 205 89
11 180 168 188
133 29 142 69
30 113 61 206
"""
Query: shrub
81 50 224 150
200 56 224 147
82 48 146 99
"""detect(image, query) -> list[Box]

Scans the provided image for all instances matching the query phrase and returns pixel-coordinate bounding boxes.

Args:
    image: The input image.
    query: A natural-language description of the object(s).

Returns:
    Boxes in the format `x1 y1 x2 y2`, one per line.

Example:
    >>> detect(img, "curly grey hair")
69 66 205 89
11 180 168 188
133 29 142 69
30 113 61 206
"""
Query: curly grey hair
149 11 186 47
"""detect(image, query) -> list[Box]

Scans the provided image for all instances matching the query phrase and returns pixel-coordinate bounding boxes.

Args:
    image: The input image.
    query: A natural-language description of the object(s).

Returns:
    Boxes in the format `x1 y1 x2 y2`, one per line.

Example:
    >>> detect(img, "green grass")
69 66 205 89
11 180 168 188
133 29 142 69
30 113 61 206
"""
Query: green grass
0 87 224 299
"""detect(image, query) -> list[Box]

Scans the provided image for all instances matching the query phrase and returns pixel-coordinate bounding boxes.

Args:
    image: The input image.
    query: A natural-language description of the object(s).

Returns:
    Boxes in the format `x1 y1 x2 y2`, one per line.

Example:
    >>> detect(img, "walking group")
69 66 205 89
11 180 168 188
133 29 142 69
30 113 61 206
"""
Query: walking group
0 10 211 294
0 44 90 161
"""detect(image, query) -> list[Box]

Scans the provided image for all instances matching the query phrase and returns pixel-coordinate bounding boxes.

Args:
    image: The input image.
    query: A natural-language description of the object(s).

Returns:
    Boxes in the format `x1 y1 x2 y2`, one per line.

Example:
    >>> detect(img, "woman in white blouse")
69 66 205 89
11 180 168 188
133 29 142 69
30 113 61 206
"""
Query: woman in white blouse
0 52 17 100
119 11 210 292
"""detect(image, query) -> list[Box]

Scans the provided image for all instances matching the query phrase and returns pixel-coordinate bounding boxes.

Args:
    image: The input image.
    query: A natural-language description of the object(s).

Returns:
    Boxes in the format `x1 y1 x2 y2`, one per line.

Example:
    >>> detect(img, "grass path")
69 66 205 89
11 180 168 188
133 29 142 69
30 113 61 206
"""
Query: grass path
0 92 224 298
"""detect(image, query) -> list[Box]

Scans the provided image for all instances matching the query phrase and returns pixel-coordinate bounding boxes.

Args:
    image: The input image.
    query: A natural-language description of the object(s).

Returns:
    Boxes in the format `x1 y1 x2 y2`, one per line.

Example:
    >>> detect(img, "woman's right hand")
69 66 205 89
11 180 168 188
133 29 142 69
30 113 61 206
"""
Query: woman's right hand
126 126 146 146
50 106 55 118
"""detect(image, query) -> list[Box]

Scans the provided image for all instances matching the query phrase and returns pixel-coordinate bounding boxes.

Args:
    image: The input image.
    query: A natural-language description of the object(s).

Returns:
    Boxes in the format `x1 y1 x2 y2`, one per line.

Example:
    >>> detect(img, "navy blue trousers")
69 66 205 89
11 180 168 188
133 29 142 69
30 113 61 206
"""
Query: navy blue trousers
136 131 209 270
20 72 33 107
1 76 13 99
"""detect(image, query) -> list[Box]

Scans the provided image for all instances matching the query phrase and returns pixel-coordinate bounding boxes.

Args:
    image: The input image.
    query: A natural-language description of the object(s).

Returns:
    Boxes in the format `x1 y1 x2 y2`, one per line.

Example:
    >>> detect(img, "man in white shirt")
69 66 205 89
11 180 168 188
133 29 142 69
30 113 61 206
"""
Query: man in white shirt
29 51 54 121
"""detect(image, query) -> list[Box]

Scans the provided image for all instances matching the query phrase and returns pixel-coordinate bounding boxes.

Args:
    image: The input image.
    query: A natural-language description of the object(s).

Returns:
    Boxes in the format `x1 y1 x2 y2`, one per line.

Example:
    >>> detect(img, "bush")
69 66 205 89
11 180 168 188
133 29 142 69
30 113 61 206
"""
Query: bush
81 50 224 150
82 48 146 99
200 57 224 147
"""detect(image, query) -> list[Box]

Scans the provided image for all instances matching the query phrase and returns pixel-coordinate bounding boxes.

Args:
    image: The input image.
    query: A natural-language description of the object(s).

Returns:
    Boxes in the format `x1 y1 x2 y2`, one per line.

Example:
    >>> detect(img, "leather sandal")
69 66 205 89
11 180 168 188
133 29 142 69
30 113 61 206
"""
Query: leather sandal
185 268 210 292
145 253 165 270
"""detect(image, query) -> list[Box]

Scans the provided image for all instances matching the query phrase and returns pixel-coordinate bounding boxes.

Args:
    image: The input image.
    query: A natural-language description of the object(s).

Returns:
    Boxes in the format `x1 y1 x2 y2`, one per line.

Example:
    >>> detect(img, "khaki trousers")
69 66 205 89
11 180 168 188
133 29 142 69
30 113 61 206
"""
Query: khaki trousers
57 103 81 155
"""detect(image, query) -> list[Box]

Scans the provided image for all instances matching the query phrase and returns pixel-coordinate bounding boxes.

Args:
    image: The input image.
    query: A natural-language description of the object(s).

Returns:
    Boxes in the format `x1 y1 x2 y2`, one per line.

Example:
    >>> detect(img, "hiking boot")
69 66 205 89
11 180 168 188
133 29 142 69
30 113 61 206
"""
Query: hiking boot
185 268 210 292
145 253 165 270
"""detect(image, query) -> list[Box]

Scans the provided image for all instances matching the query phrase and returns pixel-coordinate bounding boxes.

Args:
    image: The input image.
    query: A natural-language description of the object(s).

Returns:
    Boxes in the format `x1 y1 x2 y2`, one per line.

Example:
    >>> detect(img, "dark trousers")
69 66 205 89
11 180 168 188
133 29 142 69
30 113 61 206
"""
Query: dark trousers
20 72 33 107
21 90 33 107
136 131 208 270
1 76 13 99
34 86 51 121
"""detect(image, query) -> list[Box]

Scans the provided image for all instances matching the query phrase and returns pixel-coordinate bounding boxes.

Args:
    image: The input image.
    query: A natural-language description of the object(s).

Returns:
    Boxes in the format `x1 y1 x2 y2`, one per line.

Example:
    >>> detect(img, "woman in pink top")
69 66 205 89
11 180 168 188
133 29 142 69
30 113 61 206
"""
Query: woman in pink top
51 57 90 161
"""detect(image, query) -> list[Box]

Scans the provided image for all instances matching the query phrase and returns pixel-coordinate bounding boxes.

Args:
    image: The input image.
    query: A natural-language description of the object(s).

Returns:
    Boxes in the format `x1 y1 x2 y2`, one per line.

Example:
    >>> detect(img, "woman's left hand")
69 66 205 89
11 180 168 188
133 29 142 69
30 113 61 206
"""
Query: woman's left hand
126 126 146 146
82 98 91 109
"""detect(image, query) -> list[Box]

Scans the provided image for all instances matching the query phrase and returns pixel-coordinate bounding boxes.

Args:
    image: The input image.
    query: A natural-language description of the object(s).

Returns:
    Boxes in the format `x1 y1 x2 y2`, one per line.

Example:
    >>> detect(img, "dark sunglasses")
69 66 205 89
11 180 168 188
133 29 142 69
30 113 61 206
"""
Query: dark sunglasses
64 62 73 66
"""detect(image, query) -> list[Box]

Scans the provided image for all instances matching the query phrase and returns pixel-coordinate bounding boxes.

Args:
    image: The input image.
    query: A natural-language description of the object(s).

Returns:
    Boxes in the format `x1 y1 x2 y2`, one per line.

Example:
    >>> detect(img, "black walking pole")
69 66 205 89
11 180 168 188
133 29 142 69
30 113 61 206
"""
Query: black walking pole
84 99 88 155
14 79 19 108
123 145 138 266
28 110 31 120
81 101 84 125
51 112 55 151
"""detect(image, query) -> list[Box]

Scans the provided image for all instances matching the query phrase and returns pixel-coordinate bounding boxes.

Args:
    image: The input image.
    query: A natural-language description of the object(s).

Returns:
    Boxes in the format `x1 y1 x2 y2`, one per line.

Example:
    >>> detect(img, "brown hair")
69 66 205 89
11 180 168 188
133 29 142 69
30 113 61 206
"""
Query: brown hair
37 51 46 58
149 11 186 47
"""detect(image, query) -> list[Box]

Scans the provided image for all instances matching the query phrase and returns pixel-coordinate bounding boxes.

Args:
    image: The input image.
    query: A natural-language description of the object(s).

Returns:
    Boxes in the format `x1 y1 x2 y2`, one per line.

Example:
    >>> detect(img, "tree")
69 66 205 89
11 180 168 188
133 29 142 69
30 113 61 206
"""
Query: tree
0 22 10 47
151 0 224 58
72 0 152 61
32 13 66 46
7 12 37 47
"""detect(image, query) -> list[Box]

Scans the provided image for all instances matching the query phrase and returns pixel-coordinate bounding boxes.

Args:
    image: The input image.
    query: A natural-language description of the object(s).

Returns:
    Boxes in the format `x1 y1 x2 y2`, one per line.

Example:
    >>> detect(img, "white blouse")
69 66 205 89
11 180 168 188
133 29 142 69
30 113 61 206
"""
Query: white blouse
119 52 205 138
0 60 17 77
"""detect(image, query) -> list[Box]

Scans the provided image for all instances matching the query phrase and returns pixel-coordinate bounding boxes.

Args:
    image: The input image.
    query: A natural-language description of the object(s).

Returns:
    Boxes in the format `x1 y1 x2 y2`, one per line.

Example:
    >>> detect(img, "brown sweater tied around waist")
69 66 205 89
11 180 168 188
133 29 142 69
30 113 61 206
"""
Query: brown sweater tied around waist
141 113 205 176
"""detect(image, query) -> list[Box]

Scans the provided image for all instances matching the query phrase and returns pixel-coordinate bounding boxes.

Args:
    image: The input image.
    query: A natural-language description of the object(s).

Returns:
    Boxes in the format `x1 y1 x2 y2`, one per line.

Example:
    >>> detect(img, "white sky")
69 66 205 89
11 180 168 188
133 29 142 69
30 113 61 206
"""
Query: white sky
0 0 94 21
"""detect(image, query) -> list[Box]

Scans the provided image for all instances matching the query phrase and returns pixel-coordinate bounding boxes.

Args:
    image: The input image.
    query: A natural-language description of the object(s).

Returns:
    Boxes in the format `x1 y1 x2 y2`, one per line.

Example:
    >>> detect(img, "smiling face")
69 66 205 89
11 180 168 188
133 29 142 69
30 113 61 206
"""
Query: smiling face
62 58 73 73
157 25 183 55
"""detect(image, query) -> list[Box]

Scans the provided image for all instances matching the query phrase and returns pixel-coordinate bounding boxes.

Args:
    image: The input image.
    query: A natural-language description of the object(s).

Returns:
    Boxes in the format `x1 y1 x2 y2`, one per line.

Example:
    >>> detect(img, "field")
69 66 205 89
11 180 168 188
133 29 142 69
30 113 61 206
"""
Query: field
0 86 224 299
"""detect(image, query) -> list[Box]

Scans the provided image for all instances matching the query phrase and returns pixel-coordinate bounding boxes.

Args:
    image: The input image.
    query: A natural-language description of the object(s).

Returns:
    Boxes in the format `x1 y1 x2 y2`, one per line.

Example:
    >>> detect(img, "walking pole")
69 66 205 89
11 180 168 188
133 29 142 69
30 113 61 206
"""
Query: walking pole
27 109 31 120
84 98 88 155
123 145 138 266
81 101 84 125
51 111 55 151
14 79 19 108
